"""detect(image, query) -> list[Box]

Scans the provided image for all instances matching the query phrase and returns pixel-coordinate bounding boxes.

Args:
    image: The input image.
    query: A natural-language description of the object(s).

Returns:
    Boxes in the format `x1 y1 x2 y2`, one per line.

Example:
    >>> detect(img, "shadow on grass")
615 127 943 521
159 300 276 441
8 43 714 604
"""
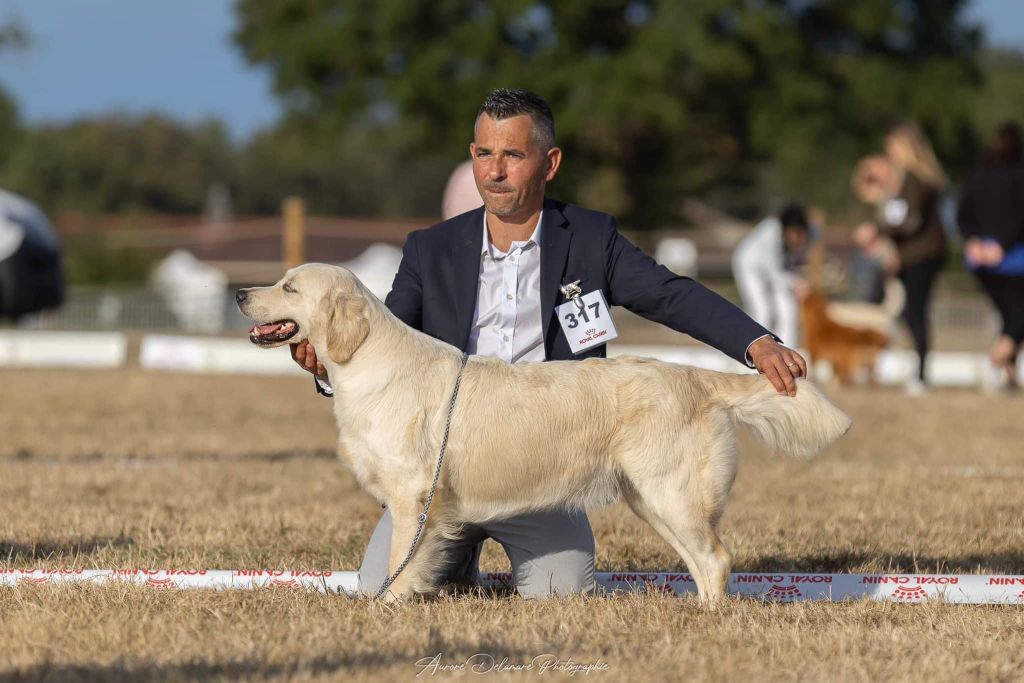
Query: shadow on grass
0 536 134 563
736 550 1024 574
0 645 541 682
1 448 337 463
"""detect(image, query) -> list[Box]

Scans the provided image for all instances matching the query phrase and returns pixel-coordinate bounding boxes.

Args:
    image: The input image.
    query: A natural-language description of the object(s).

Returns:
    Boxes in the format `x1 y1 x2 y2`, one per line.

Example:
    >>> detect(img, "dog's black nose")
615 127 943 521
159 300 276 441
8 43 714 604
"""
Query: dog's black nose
235 289 248 304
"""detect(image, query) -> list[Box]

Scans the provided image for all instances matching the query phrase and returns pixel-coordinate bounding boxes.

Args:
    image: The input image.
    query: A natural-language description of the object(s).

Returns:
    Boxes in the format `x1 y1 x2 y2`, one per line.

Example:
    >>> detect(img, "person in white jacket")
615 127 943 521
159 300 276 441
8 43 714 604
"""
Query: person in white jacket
732 204 812 347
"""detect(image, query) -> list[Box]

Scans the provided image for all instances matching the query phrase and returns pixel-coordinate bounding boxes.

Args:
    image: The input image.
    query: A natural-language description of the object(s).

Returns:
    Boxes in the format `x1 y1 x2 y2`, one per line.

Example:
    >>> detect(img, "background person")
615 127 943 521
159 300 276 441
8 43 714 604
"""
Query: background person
853 124 948 394
293 88 806 599
957 121 1024 391
732 203 813 347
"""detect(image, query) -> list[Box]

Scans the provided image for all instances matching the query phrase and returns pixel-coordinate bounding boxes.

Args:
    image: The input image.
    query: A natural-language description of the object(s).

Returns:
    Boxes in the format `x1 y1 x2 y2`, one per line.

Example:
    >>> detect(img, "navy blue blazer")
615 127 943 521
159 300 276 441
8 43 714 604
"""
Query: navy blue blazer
383 199 772 366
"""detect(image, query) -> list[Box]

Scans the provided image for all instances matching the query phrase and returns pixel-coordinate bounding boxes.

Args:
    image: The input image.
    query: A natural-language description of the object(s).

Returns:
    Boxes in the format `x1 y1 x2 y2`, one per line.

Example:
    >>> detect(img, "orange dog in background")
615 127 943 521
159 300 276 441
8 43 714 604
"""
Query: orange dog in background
801 291 888 385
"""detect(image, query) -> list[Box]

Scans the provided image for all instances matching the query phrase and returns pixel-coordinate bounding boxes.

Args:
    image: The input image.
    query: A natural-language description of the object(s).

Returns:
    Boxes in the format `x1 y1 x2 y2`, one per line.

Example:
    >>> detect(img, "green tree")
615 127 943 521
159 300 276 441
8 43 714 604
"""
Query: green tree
234 0 983 227
972 48 1024 148
0 114 236 214
0 16 30 169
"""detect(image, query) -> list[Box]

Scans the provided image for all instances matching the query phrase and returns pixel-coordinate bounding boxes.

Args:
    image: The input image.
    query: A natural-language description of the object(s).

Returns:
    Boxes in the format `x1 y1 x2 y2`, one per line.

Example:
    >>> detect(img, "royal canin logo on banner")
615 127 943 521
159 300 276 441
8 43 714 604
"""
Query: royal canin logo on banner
732 574 832 584
607 573 696 583
890 584 928 601
113 569 209 576
987 577 1024 585
859 576 958 585
234 570 335 578
145 577 175 588
763 584 803 601
269 578 302 588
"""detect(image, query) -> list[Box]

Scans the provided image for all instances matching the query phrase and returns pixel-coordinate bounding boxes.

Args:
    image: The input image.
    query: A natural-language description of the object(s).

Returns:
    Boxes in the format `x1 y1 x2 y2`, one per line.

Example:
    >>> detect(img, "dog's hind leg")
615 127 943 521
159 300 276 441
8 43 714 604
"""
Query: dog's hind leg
621 478 731 604
619 421 737 604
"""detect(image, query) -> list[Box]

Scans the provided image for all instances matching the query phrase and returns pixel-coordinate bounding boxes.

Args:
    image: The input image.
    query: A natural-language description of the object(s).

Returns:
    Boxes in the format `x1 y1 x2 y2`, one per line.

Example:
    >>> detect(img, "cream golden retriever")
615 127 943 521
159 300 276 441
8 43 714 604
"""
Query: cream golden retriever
237 264 851 602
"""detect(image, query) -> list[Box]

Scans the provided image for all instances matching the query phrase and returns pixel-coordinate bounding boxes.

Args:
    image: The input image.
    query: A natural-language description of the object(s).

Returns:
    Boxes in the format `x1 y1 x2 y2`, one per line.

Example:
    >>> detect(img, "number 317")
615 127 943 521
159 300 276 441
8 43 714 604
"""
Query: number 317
564 301 601 329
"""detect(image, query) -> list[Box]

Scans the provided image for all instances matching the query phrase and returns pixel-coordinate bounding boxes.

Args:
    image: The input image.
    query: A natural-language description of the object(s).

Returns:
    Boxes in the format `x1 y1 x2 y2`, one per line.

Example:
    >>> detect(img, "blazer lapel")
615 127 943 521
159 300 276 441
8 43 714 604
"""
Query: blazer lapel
539 201 572 348
451 208 485 350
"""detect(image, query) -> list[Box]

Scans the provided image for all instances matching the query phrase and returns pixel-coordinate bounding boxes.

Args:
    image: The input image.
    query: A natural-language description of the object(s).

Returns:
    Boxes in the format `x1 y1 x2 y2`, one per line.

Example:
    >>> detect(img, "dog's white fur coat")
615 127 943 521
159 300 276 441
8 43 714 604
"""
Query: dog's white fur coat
238 264 852 601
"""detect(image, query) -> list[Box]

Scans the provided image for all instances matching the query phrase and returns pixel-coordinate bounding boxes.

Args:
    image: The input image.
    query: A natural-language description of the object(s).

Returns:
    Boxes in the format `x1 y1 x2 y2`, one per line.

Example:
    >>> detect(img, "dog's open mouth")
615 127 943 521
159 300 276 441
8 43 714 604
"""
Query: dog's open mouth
248 320 298 346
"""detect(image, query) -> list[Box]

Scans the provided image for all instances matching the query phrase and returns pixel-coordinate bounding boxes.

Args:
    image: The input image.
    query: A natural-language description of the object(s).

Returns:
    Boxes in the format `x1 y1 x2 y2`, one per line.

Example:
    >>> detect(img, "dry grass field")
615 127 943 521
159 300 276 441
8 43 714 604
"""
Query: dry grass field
1 366 1023 682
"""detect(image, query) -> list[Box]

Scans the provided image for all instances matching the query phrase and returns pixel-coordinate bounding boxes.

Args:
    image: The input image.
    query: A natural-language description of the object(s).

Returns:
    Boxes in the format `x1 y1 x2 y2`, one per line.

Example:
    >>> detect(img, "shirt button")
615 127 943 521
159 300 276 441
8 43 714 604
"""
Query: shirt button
506 293 513 300
503 335 510 342
510 256 517 263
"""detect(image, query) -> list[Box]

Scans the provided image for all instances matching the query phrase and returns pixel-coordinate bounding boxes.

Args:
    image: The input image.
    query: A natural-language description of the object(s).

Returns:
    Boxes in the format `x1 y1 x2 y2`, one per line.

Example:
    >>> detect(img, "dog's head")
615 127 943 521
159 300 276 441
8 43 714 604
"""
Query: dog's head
235 263 370 364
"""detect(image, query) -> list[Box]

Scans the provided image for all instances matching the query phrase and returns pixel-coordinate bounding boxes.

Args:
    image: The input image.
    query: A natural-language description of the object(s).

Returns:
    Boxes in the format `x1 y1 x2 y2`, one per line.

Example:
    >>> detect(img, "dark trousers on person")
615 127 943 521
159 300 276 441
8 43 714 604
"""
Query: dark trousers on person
898 256 944 382
974 270 1024 346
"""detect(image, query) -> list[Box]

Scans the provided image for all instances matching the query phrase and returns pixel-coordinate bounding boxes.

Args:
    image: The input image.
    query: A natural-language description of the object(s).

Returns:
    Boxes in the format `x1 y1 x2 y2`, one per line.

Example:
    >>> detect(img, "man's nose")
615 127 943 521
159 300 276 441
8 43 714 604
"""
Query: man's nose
487 158 506 179
235 289 249 304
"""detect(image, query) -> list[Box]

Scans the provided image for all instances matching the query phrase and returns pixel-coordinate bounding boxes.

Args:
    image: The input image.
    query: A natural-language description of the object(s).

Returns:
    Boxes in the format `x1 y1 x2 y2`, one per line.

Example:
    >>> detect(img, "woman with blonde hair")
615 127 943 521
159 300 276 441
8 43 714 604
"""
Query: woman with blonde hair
853 123 948 394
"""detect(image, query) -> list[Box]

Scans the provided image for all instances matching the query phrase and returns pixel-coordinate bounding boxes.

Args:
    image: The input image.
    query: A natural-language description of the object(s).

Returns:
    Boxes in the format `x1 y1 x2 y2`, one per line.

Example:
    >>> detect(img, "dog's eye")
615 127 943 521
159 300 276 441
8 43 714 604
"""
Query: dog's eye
283 283 297 294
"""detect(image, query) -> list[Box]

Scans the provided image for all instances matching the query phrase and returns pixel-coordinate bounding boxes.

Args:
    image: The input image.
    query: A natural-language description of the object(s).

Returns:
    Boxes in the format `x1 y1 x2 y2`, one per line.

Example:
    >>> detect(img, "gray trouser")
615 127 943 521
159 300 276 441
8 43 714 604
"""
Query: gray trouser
358 507 596 598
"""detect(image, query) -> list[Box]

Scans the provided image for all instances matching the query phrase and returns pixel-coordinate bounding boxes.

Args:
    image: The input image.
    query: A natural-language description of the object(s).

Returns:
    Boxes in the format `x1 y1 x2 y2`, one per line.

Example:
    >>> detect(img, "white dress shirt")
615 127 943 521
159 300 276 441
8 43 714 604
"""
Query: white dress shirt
467 213 545 363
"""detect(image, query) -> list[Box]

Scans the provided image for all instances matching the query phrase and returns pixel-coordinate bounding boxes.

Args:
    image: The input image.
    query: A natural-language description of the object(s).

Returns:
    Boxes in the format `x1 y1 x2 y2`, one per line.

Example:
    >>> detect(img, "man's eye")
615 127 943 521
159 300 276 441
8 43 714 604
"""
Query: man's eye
283 283 296 293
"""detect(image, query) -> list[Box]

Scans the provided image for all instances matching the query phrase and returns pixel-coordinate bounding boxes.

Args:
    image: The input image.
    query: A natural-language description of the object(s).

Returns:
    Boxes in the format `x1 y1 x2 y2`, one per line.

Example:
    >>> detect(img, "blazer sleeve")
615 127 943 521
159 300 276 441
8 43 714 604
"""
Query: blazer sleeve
384 230 425 330
602 216 774 364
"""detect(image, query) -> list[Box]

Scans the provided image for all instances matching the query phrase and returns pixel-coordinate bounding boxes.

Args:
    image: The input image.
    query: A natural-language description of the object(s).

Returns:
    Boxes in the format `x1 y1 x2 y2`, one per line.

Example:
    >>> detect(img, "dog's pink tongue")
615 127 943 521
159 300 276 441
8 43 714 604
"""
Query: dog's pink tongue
251 322 283 335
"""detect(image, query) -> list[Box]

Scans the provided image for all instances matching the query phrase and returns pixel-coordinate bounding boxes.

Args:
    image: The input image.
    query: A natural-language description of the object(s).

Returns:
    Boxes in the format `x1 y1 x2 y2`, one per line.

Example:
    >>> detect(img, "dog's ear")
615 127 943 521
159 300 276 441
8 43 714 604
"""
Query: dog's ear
325 289 369 364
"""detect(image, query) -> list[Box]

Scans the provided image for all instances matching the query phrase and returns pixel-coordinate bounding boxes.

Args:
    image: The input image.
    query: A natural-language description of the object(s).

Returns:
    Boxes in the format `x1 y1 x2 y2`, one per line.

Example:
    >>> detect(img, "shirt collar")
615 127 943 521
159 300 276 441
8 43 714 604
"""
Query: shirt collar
481 211 543 258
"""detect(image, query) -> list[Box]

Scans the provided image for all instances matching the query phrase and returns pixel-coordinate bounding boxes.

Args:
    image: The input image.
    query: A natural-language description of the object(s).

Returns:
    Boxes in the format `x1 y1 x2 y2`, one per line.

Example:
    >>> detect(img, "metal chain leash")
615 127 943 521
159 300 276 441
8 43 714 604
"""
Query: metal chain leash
374 352 469 599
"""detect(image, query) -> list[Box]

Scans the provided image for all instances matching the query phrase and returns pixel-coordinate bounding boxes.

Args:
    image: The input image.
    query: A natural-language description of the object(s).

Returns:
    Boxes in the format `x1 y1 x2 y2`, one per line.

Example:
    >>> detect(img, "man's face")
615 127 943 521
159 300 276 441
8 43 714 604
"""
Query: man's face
470 113 561 222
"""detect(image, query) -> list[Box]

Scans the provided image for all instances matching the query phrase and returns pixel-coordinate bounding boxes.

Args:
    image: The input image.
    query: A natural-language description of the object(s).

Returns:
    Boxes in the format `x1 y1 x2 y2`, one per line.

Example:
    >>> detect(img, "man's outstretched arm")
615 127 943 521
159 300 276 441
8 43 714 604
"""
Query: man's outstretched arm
602 217 806 395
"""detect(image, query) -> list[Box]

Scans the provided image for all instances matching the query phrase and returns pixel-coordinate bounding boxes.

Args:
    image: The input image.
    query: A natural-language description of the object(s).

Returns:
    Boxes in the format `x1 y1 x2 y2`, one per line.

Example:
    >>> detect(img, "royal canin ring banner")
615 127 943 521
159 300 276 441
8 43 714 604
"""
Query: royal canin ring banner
1 570 1023 604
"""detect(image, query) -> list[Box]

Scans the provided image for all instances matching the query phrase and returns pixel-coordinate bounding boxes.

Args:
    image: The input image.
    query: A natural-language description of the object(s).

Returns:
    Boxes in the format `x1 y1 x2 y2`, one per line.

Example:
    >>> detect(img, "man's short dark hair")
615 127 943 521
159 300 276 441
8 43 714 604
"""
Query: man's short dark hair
478 88 556 150
779 203 809 231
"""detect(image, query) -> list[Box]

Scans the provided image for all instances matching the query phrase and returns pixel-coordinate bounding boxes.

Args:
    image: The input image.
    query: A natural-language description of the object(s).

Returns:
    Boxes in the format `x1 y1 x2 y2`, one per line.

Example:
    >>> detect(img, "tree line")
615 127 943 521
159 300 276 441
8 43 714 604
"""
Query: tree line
0 1 1021 230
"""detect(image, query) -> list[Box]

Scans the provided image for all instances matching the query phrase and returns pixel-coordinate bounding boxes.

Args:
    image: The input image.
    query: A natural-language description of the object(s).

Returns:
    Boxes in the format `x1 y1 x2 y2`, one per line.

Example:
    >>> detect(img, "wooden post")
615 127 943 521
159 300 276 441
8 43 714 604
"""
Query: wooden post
282 196 305 270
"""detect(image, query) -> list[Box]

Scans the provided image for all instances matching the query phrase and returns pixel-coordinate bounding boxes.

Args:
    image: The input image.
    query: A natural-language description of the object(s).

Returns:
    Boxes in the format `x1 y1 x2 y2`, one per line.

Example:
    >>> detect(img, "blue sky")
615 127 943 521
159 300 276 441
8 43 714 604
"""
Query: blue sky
0 0 1021 141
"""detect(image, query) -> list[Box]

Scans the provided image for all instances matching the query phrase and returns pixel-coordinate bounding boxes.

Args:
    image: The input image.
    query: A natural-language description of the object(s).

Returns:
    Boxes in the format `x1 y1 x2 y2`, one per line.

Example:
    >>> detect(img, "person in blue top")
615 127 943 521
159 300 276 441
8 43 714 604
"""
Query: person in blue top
958 121 1024 391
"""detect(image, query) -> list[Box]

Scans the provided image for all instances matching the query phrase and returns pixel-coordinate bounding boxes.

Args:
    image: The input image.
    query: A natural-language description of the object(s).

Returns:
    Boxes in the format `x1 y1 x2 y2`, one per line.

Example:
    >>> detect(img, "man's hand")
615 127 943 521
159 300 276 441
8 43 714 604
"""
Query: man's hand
748 337 807 397
291 340 327 380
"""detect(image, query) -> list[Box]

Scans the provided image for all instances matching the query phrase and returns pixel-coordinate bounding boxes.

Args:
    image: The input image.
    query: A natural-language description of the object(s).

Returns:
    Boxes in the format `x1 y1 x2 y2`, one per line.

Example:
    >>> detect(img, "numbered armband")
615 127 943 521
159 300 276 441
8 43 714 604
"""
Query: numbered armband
555 289 619 355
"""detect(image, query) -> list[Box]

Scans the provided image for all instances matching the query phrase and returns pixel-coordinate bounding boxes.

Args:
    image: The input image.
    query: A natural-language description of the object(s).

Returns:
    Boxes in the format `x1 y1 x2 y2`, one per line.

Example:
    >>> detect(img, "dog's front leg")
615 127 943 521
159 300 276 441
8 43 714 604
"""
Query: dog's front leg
379 503 427 602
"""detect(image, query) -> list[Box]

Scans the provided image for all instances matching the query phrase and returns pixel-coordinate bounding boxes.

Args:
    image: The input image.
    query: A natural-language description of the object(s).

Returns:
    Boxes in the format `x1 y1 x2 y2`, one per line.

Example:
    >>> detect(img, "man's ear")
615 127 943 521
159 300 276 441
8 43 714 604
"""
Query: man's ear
325 290 369 364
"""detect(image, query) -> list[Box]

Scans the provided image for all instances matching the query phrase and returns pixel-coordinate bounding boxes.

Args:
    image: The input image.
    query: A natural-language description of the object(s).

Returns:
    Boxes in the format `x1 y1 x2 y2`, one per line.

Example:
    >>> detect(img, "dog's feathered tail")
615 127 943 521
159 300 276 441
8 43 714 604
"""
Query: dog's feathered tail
705 374 851 458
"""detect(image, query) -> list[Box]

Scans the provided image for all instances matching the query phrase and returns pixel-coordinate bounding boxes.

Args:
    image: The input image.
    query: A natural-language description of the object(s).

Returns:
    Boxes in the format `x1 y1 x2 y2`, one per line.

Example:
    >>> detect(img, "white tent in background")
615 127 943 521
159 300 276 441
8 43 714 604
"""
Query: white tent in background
151 249 228 333
340 243 404 301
